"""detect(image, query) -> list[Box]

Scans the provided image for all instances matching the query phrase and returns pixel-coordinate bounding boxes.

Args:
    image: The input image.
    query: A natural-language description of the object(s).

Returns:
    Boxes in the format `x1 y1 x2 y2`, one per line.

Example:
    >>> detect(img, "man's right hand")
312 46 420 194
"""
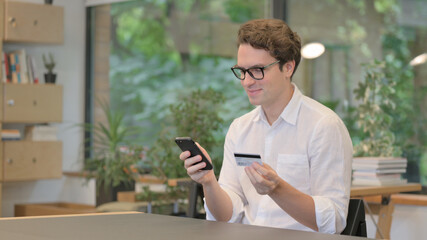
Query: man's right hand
179 143 216 185
180 143 233 222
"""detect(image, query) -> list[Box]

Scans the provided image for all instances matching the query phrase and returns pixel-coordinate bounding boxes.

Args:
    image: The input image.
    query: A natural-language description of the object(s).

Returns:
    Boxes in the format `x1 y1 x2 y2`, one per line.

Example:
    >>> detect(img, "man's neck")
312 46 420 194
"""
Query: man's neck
263 84 295 126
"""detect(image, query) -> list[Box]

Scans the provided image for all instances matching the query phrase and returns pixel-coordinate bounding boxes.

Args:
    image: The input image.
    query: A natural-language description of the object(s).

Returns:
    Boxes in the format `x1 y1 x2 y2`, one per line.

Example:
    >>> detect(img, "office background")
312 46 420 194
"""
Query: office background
1 0 426 239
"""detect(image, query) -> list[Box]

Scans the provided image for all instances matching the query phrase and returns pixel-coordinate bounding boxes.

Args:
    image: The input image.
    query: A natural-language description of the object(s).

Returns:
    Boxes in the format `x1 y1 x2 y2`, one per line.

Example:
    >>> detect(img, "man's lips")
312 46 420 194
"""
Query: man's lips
247 88 262 96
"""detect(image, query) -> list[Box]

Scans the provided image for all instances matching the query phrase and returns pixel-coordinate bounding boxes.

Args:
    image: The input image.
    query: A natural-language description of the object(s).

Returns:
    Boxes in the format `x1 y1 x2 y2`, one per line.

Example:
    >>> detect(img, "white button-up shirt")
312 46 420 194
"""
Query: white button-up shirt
205 84 353 234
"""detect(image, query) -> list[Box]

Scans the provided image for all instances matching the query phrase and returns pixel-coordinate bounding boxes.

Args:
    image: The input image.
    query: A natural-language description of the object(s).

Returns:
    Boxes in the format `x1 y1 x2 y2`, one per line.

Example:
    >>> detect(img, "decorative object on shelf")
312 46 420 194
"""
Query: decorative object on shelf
42 53 56 84
24 125 58 141
45 0 54 5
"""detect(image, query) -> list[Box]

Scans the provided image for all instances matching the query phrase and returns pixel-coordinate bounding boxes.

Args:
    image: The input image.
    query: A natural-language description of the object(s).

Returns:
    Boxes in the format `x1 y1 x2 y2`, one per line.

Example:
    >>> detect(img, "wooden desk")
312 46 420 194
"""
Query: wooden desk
350 183 422 239
0 212 369 240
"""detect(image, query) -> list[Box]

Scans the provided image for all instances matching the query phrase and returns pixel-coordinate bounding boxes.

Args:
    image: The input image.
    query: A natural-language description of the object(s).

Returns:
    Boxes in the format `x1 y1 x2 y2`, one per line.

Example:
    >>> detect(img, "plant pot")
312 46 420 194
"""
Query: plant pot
96 181 135 206
44 73 57 84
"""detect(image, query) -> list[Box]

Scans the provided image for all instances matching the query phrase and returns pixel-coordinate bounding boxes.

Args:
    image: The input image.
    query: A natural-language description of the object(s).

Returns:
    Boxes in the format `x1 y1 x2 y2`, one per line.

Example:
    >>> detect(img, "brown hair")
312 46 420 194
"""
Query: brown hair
237 19 301 77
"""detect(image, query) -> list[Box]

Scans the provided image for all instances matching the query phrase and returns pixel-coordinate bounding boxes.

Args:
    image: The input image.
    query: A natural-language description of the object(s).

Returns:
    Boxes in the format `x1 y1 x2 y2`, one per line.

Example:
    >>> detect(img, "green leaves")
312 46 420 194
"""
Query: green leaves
147 88 226 179
42 53 55 73
353 60 402 157
82 101 142 192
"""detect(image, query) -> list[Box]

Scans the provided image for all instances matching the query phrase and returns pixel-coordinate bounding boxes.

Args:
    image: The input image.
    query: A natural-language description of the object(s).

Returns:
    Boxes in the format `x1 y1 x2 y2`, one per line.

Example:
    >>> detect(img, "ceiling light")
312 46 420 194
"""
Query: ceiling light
410 53 427 66
301 42 325 59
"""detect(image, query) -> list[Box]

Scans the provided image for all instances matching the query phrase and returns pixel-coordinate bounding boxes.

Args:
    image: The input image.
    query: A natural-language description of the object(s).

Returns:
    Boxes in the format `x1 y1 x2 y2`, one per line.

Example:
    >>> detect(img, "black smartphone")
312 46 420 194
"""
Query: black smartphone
175 137 213 170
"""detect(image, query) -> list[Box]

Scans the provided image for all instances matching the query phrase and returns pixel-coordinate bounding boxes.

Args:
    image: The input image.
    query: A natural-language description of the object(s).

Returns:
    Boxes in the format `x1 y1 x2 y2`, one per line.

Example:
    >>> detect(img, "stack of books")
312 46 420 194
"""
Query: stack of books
352 157 408 186
1 129 21 141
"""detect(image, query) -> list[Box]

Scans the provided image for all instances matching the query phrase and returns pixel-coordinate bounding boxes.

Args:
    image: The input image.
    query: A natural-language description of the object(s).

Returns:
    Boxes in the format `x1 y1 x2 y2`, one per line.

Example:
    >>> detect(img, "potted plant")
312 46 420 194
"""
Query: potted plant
147 88 225 180
144 88 225 215
82 101 142 206
43 53 56 84
351 60 406 186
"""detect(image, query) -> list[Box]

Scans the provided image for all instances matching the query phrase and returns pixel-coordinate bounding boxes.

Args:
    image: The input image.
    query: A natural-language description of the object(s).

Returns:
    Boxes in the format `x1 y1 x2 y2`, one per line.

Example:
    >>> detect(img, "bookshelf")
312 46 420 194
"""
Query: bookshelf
0 1 64 216
3 1 63 44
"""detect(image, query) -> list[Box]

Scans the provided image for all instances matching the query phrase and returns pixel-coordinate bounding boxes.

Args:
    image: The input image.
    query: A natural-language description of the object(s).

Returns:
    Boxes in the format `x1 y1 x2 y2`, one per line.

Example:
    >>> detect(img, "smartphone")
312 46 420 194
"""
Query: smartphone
175 137 213 170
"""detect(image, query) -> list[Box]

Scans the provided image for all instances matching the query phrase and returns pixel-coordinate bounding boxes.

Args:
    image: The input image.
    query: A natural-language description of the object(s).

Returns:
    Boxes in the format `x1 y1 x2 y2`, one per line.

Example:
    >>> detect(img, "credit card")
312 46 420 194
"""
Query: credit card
234 153 262 166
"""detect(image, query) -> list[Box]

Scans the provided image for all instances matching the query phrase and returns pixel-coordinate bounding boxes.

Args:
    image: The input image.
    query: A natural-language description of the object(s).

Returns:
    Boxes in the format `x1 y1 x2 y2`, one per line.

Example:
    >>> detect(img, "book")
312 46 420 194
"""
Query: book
9 53 18 83
4 52 11 83
1 129 21 140
11 49 29 84
353 168 406 174
353 157 407 164
352 178 407 186
352 163 407 170
352 172 401 178
29 55 39 84
353 174 402 183
26 55 34 83
2 51 6 83
14 53 21 83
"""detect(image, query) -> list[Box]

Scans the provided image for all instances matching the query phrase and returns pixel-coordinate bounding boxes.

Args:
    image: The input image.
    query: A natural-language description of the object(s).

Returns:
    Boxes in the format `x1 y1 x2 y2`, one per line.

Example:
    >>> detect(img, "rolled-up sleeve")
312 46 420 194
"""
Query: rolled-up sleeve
309 115 353 233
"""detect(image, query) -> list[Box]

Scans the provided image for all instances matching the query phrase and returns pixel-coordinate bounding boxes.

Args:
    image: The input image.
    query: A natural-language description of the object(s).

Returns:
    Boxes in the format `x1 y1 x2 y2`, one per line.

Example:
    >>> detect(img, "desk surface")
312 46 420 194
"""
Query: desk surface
0 212 367 240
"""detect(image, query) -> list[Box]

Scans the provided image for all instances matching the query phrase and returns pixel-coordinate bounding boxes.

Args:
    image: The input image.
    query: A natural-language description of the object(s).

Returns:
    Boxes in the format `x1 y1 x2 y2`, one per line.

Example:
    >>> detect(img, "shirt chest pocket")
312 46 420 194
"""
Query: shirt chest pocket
276 154 310 193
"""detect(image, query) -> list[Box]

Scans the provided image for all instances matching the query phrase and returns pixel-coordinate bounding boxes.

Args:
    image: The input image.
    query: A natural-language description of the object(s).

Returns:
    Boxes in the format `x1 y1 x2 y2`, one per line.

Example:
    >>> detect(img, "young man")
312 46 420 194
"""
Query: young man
179 19 352 234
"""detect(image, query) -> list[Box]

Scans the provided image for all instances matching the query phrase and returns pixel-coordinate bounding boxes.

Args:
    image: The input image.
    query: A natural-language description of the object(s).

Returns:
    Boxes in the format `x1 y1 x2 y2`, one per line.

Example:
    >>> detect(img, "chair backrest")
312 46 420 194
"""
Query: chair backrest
187 181 205 219
341 198 367 237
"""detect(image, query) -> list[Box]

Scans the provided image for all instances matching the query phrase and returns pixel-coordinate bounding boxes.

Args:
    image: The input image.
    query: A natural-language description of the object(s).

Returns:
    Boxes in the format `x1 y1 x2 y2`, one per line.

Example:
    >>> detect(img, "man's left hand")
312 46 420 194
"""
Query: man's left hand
245 162 282 195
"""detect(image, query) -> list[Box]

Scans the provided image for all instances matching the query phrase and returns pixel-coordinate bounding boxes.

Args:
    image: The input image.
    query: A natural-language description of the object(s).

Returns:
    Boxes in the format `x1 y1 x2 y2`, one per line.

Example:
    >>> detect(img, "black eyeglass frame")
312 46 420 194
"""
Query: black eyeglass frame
231 60 281 80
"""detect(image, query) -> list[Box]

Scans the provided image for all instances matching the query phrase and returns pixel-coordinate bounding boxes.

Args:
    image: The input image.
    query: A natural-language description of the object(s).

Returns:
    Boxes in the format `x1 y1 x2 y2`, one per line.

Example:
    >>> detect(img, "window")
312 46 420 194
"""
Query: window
88 0 270 145
86 0 427 188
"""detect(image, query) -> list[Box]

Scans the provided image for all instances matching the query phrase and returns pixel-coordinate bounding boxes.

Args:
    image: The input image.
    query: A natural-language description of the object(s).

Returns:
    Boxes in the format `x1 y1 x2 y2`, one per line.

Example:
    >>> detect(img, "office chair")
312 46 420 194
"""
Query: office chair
187 181 206 219
341 198 367 237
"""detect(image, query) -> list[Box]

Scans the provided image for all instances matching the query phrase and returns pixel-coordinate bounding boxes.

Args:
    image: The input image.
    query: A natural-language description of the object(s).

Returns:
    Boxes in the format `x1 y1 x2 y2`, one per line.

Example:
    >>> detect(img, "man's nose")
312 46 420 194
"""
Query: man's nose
241 72 256 85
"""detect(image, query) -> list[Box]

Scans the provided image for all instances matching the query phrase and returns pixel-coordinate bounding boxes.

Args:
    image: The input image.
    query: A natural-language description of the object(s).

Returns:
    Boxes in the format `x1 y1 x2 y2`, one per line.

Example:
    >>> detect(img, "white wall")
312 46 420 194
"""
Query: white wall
1 0 95 217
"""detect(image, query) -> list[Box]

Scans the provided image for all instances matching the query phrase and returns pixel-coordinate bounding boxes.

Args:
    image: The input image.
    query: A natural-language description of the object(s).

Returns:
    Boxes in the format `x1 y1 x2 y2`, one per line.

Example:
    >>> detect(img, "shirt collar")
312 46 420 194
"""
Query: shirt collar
280 83 302 125
252 83 303 126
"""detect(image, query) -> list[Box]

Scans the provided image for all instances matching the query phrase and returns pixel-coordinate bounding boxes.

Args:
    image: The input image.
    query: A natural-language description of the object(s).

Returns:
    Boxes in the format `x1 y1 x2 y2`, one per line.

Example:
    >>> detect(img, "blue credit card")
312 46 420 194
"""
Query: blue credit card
234 153 262 166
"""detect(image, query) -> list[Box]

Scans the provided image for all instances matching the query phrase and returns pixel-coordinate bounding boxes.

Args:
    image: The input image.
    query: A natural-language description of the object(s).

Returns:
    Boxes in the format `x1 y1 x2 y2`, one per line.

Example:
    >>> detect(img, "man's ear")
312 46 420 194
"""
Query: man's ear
284 60 295 77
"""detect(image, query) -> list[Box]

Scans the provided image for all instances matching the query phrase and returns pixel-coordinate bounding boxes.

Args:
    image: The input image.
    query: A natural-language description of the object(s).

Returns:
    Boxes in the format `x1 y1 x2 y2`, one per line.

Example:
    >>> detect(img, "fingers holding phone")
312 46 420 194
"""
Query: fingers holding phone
180 150 214 184
175 137 213 170
194 142 213 164
180 151 204 169
176 137 215 184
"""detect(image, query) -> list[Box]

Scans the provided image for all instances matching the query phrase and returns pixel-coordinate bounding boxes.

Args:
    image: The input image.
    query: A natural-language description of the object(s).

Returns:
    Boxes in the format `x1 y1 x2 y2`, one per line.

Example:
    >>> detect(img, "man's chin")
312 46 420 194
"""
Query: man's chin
247 97 261 106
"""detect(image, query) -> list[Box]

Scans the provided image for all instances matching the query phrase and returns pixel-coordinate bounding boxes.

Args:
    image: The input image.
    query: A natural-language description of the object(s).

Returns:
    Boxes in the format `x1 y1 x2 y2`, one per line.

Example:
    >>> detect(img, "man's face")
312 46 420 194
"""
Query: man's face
237 44 293 109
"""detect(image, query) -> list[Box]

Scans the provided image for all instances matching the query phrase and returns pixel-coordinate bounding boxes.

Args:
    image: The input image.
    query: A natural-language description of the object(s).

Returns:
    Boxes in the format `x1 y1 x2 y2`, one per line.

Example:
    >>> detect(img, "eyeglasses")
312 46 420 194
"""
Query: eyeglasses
231 60 280 80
